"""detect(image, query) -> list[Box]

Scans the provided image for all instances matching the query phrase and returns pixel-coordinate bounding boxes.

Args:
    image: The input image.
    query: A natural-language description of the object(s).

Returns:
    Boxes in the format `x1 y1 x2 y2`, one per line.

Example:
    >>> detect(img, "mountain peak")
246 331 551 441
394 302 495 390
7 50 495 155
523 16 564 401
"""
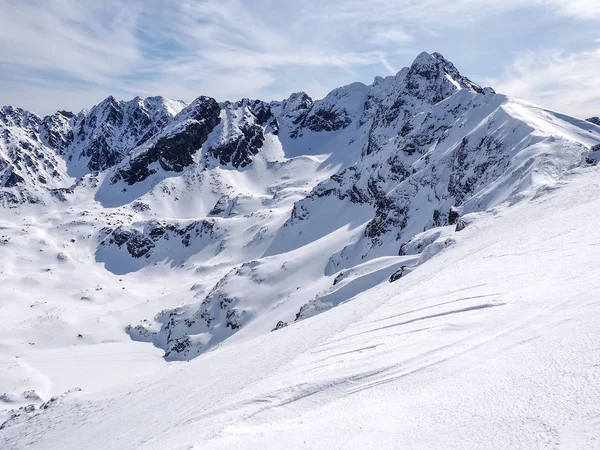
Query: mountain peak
0 105 40 128
405 50 484 98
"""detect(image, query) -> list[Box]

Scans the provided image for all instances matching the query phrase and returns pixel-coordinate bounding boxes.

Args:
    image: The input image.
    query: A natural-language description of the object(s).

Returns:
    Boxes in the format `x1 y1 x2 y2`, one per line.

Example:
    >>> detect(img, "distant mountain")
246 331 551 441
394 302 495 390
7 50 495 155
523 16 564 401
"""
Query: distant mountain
41 95 187 177
0 106 72 204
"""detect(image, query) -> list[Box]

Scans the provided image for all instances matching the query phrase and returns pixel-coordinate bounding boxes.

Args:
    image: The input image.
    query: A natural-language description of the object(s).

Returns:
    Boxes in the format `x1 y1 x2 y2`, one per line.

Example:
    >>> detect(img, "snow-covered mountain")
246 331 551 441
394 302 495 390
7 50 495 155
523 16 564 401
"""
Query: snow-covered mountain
0 106 74 205
42 95 187 177
2 51 600 448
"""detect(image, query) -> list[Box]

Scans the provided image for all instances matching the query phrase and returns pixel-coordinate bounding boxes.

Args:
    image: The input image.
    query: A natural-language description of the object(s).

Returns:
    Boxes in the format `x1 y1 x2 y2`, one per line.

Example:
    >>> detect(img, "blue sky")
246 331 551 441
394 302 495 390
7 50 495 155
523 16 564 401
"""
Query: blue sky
0 0 599 118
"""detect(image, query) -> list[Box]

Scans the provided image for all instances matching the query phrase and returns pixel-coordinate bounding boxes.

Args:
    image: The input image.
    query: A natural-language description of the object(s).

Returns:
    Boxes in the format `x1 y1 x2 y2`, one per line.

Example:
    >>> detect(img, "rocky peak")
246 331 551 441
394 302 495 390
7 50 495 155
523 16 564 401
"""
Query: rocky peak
204 100 269 168
431 52 485 94
404 51 483 103
0 106 71 201
173 96 219 124
40 111 74 153
57 110 74 119
409 51 441 76
112 96 221 185
0 106 40 130
62 95 184 175
279 92 313 121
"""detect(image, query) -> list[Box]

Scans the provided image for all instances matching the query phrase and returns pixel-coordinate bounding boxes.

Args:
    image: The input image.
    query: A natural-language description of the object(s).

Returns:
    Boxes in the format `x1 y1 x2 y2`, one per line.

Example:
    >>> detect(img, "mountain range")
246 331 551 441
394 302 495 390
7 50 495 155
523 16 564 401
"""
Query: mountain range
1 51 600 448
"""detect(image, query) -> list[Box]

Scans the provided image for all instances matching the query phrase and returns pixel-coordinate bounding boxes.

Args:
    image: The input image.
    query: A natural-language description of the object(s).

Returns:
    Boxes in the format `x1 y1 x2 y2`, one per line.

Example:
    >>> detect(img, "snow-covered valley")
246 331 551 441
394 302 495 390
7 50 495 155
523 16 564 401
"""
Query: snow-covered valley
1 51 600 448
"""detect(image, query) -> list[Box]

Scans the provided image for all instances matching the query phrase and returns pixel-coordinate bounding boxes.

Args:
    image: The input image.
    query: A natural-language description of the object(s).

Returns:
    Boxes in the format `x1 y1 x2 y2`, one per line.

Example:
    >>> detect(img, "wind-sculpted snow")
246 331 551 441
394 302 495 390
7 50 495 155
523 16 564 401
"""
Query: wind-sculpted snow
4 167 600 449
1 51 600 382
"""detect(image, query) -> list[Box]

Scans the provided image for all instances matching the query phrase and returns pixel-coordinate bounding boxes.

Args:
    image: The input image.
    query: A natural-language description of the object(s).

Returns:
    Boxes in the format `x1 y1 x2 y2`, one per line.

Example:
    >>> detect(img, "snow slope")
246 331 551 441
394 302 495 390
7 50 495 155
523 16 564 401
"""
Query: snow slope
1 51 600 448
2 164 600 449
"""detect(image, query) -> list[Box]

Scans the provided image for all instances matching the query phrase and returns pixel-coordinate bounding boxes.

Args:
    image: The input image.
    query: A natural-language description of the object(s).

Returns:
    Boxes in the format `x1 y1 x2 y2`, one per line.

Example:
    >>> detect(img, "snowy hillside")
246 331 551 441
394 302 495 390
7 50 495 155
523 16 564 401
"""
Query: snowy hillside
1 51 600 448
3 160 600 449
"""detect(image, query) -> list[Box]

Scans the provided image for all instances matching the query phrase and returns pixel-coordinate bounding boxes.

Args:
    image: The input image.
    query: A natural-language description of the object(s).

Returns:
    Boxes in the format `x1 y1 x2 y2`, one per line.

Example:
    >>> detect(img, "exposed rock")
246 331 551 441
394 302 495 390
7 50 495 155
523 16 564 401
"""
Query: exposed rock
586 116 600 126
113 96 221 185
389 266 407 283
271 320 288 331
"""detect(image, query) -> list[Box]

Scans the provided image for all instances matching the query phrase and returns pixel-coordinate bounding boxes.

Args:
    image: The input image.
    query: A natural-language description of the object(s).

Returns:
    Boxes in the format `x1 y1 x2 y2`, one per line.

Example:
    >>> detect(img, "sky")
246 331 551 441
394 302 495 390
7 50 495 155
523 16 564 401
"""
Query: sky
0 0 599 118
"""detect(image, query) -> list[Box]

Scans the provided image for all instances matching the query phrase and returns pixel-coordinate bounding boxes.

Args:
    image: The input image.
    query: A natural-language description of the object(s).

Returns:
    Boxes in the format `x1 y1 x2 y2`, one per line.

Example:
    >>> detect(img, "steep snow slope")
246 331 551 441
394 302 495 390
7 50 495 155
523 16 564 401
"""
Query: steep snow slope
2 165 600 449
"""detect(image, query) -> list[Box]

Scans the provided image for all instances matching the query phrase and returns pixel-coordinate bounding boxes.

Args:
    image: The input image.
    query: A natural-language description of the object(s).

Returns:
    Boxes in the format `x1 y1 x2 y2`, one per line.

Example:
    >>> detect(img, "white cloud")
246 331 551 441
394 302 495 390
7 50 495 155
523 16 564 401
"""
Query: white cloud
319 0 526 23
372 29 413 44
376 52 397 75
0 0 599 115
544 0 600 20
491 48 600 118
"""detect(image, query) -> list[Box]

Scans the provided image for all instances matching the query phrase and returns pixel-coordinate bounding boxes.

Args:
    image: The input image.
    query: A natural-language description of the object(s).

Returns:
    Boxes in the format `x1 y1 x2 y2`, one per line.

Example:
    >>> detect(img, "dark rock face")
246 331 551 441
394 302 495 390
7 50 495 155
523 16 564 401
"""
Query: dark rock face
281 92 313 121
304 107 352 132
389 266 406 283
281 85 366 138
163 336 192 359
202 99 278 169
455 219 467 232
3 170 25 187
275 92 313 138
100 219 216 259
448 207 460 225
41 96 186 175
72 97 125 172
271 320 288 331
249 99 279 134
40 111 74 153
207 122 264 168
584 143 600 165
48 187 73 202
406 52 485 103
114 97 221 185
84 98 158 171
587 117 600 126
0 106 39 130
247 99 274 125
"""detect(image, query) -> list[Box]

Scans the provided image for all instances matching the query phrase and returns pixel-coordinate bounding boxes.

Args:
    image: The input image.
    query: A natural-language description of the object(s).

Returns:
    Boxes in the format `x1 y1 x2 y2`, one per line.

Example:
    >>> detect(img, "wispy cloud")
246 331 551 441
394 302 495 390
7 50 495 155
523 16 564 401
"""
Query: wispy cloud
372 29 413 44
544 0 600 20
491 47 600 118
0 0 598 117
0 0 142 84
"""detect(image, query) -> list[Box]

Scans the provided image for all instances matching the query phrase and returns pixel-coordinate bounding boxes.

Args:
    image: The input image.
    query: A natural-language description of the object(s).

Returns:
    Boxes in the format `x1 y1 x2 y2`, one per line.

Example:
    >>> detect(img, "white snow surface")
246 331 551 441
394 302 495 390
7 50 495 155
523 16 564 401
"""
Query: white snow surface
2 166 600 449
1 51 600 448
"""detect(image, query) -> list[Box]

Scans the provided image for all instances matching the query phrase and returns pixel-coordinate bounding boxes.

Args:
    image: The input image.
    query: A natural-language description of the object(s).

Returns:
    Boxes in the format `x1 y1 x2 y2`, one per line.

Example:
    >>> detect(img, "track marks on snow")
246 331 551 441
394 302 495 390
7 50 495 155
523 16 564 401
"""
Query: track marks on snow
358 302 505 336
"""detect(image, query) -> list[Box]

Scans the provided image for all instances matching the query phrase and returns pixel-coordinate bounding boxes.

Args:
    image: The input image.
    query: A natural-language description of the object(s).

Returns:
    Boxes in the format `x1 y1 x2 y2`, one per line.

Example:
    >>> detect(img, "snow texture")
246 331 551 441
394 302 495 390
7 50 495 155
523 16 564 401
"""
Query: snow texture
1 51 600 449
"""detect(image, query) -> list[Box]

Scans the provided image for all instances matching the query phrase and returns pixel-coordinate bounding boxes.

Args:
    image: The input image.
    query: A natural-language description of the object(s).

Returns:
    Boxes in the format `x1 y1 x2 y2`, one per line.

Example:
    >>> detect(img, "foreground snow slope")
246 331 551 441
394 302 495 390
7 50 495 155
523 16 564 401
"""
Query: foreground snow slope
2 165 599 449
